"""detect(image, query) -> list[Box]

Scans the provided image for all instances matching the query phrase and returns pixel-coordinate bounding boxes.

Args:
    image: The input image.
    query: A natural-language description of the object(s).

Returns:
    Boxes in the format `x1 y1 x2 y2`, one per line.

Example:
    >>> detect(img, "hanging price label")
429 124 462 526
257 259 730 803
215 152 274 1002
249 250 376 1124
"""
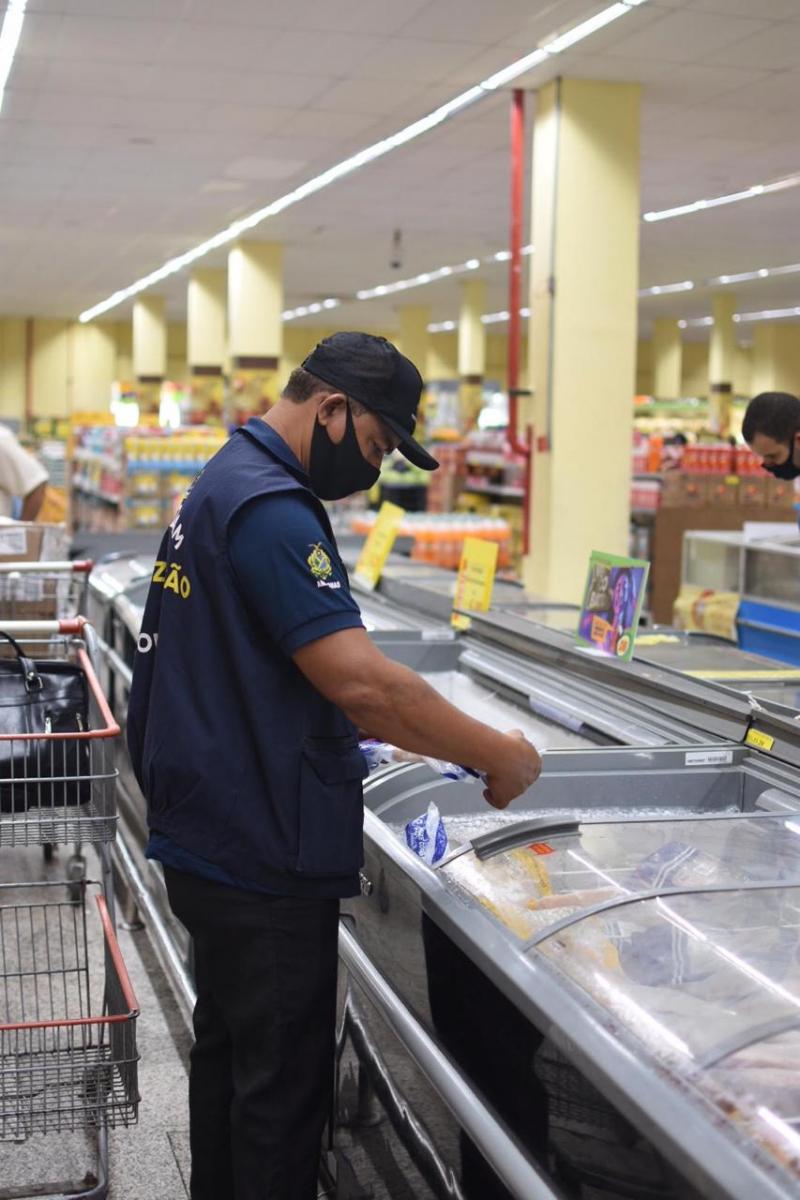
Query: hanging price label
353 502 405 591
452 536 498 631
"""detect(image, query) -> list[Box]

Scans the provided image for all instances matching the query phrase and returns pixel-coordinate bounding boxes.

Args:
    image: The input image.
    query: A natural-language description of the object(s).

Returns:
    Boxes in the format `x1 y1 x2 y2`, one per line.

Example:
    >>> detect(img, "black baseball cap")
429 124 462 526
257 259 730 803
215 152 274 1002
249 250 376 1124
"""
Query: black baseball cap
302 331 439 471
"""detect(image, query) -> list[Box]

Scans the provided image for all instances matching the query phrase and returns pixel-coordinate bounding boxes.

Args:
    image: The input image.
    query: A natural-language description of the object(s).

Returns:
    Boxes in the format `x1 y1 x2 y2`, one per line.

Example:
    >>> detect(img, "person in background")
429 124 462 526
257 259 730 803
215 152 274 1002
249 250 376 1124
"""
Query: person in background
0 424 48 520
127 331 542 1200
742 391 800 479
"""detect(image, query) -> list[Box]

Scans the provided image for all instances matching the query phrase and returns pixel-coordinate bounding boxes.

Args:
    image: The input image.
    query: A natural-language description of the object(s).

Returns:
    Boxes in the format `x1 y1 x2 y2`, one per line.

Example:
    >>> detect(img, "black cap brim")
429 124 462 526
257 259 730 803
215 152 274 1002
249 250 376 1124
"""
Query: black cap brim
379 414 439 471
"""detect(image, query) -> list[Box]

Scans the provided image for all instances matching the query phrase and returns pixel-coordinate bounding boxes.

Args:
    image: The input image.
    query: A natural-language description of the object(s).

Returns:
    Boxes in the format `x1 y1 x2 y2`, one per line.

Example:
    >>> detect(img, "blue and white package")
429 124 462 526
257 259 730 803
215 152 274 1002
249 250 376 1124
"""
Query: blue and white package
405 801 449 866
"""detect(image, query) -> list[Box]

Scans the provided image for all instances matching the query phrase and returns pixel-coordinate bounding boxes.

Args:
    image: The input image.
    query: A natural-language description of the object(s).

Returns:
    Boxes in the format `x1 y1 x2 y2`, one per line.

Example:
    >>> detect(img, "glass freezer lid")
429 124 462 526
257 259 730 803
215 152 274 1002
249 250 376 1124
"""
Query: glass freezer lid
440 814 800 944
538 886 800 1184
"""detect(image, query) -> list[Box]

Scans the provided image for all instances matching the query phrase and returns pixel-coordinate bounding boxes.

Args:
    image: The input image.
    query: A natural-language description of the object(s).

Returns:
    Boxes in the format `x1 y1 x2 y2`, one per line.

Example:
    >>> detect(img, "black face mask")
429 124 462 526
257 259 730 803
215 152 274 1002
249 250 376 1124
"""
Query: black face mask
308 404 381 500
766 440 800 480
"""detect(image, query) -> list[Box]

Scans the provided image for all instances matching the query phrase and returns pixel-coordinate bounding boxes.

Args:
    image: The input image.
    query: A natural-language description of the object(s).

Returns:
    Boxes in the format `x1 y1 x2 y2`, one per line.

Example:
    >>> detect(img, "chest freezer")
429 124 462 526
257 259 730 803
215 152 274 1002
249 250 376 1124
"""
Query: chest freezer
336 746 800 1200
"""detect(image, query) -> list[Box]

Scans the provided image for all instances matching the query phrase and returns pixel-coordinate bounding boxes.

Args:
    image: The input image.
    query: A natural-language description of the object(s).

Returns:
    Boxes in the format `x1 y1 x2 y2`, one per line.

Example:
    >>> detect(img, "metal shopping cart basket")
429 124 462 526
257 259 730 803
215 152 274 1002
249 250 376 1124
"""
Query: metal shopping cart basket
0 561 93 624
0 619 119 870
0 879 139 1199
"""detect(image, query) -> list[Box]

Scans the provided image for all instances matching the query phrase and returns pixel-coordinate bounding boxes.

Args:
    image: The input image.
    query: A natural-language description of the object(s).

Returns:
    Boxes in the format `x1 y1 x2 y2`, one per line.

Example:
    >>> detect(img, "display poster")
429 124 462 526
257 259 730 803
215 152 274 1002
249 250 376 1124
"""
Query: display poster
354 501 406 591
576 550 650 661
452 536 499 630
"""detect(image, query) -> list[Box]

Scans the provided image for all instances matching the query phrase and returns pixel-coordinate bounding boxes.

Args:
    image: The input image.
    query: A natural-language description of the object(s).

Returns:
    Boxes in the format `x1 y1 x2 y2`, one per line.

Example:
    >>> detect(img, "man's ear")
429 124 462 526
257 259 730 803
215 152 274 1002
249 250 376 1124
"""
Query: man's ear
316 392 347 426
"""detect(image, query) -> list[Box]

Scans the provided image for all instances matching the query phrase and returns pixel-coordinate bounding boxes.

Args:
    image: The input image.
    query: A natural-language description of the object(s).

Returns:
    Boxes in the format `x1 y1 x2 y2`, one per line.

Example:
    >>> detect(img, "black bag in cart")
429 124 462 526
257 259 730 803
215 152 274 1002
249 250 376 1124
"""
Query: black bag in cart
0 631 91 813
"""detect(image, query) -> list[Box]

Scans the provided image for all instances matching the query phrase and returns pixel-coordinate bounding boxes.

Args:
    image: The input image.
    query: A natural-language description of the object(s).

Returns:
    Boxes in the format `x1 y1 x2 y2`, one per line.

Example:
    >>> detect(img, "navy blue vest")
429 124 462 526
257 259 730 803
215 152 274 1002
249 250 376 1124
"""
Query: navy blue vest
126 424 366 897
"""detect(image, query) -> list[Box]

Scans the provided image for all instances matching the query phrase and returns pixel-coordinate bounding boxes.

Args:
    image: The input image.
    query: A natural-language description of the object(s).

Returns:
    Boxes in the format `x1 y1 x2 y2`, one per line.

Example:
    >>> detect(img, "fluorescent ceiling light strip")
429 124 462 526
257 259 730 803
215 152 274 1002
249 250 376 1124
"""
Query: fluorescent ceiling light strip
79 2 648 322
643 172 800 224
0 0 27 116
734 305 800 323
542 2 630 54
638 280 693 297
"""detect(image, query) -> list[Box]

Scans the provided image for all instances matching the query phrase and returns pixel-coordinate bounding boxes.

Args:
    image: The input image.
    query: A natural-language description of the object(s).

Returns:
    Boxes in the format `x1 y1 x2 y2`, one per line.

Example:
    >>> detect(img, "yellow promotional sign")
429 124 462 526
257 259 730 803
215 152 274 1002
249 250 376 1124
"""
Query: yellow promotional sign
354 502 405 591
452 536 498 630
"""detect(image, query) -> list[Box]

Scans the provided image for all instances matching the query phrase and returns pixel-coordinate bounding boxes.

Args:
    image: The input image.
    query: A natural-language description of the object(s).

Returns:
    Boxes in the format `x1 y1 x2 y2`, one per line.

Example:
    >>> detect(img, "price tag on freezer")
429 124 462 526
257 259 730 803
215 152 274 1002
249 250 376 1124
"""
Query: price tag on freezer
746 728 775 752
354 501 405 591
452 536 498 631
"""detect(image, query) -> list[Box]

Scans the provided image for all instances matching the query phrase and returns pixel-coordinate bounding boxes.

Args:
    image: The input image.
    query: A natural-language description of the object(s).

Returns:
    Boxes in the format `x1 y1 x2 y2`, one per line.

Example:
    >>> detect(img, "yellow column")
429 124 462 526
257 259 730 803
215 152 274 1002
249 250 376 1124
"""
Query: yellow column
458 279 486 430
399 305 431 433
0 318 26 421
133 296 167 415
228 242 283 421
72 322 116 412
708 292 737 433
398 306 430 374
652 319 682 401
752 322 800 396
525 78 640 602
187 268 226 423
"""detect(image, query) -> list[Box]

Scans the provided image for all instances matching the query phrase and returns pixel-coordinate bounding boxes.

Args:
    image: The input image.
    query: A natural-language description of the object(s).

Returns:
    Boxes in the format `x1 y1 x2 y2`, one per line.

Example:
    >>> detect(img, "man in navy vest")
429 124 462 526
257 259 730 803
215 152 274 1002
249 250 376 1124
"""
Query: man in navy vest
127 331 542 1200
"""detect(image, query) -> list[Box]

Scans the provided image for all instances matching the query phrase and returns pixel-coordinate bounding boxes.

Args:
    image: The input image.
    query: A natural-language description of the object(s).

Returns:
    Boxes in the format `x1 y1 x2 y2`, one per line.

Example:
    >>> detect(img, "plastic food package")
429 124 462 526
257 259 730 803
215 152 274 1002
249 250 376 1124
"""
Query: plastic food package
359 739 485 783
405 801 449 866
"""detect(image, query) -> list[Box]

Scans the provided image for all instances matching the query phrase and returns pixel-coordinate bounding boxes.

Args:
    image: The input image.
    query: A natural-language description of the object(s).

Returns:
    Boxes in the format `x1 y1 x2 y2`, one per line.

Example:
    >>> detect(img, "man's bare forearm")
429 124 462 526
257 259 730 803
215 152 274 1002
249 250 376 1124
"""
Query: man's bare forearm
340 657 509 772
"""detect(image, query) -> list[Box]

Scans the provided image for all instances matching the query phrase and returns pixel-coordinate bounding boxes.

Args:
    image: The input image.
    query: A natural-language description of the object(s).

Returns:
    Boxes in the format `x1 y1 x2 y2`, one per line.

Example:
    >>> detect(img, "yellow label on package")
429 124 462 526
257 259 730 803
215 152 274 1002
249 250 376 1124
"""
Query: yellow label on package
746 728 775 752
354 502 405 591
452 536 498 630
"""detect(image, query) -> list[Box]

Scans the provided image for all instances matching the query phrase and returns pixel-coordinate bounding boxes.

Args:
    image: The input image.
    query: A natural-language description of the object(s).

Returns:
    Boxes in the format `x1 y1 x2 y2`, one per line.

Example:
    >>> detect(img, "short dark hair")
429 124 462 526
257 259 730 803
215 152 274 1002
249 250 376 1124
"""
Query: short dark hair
281 367 334 404
281 367 368 417
742 392 800 445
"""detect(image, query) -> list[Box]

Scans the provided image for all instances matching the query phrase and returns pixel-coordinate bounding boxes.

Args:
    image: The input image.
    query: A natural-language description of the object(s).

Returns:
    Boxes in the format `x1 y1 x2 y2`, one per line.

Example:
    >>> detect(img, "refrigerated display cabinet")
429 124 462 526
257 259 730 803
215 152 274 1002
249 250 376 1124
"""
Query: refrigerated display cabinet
682 530 745 594
336 743 800 1200
740 538 800 665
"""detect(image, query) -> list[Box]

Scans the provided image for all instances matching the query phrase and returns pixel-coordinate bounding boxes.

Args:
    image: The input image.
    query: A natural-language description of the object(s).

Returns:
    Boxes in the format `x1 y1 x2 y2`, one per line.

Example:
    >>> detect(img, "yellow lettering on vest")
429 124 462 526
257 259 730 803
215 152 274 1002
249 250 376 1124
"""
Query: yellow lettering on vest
164 563 182 594
179 575 191 600
153 560 167 584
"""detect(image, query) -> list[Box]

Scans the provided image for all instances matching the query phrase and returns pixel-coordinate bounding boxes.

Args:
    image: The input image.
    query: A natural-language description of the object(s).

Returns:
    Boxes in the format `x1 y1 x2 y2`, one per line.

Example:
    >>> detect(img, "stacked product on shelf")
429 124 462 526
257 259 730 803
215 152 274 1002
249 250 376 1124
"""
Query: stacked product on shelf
71 425 227 532
352 510 512 571
425 442 467 513
461 431 526 503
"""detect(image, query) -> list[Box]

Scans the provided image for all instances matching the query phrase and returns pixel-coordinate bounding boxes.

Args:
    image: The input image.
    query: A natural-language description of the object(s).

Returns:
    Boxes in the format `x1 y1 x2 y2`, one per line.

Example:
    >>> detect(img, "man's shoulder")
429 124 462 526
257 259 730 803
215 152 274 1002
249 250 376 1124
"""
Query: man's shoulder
235 489 326 539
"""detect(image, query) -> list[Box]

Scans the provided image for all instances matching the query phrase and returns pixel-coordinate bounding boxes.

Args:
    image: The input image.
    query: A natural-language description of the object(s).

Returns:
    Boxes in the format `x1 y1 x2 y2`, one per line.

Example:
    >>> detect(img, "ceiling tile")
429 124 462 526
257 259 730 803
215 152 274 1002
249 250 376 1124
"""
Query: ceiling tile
607 10 773 63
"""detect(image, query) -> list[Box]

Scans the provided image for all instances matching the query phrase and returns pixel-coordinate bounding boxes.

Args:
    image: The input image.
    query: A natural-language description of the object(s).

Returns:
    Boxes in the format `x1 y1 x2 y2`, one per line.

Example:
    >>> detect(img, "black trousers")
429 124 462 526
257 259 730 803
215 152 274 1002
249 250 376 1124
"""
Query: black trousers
164 867 340 1200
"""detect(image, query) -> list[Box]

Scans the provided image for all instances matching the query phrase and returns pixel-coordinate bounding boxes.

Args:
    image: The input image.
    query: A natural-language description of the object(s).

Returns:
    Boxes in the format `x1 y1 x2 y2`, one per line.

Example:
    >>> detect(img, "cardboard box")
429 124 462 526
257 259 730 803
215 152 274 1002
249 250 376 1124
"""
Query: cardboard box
739 478 766 507
767 478 797 508
660 475 707 508
0 521 69 564
707 477 739 508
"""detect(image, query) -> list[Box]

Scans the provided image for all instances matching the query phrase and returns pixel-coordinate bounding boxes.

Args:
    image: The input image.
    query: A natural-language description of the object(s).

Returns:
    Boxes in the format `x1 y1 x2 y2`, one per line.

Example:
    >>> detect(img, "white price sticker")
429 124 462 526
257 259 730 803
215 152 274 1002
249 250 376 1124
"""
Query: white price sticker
685 749 733 767
0 528 28 557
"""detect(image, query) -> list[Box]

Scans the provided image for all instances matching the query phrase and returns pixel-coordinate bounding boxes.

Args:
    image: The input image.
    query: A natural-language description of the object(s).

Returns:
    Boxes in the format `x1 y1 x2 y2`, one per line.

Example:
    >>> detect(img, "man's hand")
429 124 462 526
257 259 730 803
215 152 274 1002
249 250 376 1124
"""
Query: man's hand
483 729 542 810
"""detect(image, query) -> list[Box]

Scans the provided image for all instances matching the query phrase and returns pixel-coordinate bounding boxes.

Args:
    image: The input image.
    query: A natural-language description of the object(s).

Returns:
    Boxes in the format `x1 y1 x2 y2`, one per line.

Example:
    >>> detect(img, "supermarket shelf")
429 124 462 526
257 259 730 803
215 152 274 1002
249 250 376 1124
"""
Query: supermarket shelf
462 483 525 500
632 472 664 482
631 507 659 520
72 482 122 506
466 451 520 469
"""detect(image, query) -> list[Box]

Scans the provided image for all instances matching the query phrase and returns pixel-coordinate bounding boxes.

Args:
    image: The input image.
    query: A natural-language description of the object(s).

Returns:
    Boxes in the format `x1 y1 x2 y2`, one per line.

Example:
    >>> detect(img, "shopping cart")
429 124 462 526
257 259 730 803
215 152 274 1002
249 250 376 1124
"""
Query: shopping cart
0 878 139 1199
0 561 93 624
0 618 120 891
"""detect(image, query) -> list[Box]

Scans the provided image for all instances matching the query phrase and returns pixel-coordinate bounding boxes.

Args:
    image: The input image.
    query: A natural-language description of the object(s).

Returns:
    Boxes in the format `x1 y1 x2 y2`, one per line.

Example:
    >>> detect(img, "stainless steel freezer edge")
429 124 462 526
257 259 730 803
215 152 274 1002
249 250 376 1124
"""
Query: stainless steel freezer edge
356 807 796 1200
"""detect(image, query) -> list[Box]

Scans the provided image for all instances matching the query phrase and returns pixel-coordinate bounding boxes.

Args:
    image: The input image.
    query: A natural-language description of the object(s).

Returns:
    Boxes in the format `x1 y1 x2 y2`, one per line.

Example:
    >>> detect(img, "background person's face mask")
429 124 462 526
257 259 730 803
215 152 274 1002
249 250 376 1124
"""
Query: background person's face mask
309 403 381 500
766 436 800 480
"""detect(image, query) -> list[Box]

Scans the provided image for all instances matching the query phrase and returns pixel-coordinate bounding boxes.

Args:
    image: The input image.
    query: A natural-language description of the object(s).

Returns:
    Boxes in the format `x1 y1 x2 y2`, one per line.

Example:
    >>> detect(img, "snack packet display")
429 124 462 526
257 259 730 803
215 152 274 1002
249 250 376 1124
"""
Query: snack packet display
405 801 449 865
